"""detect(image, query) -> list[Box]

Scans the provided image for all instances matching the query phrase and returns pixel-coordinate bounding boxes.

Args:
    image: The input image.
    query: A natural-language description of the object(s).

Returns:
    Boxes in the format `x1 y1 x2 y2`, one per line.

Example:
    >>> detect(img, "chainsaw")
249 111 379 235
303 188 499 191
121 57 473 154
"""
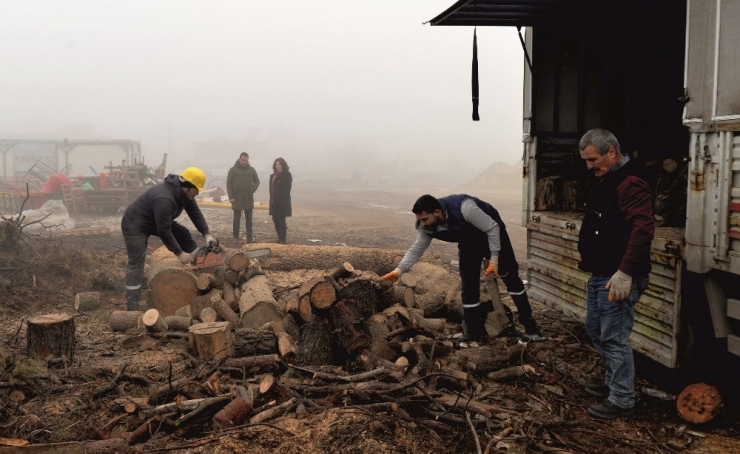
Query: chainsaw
191 239 272 270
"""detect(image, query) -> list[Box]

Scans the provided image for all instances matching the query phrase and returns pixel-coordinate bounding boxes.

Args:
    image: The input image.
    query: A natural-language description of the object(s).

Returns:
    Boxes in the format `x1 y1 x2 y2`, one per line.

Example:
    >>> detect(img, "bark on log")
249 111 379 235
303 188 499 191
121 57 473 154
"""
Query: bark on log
212 396 253 430
141 309 168 333
297 316 335 366
415 292 447 318
222 281 238 312
392 286 415 308
148 377 190 405
232 328 277 357
367 314 396 361
276 332 297 363
146 253 199 317
75 291 101 311
339 279 381 318
409 308 446 332
26 313 75 362
110 311 145 332
486 365 536 382
535 176 560 211
164 315 193 332
200 307 218 323
249 398 297 424
330 300 371 354
212 297 240 329
298 295 312 323
331 262 355 281
239 275 283 329
222 354 280 370
189 322 234 361
358 349 405 381
245 244 405 275
224 269 240 286
281 314 301 341
285 297 300 315
677 383 722 424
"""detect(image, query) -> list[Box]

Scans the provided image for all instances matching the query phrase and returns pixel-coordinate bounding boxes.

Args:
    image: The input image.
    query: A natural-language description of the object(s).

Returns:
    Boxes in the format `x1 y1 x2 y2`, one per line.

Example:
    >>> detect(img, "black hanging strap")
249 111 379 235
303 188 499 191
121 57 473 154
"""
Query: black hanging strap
471 27 480 121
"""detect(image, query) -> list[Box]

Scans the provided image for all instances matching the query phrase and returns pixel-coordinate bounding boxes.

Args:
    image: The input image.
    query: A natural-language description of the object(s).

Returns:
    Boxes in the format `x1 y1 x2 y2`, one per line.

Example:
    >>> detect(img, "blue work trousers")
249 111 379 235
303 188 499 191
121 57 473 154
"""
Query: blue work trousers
585 274 649 409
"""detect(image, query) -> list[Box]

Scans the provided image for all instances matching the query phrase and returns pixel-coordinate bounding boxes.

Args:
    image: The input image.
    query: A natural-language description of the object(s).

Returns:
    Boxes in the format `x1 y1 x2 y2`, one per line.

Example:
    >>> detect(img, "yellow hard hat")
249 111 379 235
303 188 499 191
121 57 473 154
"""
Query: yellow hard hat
180 167 206 191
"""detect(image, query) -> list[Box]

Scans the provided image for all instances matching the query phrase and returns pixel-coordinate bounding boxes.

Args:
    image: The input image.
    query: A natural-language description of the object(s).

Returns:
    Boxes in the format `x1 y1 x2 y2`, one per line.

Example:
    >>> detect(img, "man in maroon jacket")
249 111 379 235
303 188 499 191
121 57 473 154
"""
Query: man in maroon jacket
578 129 654 419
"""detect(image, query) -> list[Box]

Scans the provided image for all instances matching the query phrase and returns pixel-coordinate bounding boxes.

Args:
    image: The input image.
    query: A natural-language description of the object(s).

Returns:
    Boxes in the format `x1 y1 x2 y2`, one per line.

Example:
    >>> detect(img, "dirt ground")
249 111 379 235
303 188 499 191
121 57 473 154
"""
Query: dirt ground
1 184 739 453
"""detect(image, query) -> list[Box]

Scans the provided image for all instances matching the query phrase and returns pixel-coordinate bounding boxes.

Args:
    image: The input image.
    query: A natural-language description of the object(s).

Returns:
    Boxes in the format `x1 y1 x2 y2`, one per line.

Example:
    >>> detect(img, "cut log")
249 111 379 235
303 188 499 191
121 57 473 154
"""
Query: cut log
297 316 335 366
281 314 301 341
212 396 253 430
239 275 283 329
276 332 297 363
330 300 371 354
452 344 525 374
141 309 168 333
339 279 381 318
222 281 238 312
232 328 277 357
189 322 234 361
74 291 101 311
310 280 337 310
174 306 192 318
224 269 240 285
415 292 447 318
298 295 312 323
331 262 355 281
196 273 221 292
246 244 405 275
399 273 417 288
486 364 536 381
26 313 75 362
535 176 560 211
164 316 192 332
146 252 199 317
285 297 300 315
298 277 324 300
408 309 446 332
200 307 218 323
212 297 240 329
677 383 722 424
109 311 144 332
392 286 415 308
222 354 280 370
225 249 251 272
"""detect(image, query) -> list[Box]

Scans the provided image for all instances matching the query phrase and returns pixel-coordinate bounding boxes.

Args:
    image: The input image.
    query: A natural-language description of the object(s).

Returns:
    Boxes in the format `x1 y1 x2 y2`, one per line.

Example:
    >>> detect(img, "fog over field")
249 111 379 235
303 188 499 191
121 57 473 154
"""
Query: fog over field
1 1 525 186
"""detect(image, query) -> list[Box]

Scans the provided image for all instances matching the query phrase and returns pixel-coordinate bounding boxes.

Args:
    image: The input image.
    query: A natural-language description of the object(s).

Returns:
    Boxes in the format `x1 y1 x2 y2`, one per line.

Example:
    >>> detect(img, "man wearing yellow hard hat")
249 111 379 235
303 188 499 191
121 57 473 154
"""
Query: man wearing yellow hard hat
120 167 217 310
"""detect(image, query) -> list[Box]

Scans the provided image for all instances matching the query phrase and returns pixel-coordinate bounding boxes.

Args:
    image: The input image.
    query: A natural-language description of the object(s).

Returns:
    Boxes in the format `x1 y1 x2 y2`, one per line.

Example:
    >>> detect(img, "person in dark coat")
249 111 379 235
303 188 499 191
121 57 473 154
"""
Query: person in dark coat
120 167 216 310
381 194 543 343
226 152 260 242
268 157 292 244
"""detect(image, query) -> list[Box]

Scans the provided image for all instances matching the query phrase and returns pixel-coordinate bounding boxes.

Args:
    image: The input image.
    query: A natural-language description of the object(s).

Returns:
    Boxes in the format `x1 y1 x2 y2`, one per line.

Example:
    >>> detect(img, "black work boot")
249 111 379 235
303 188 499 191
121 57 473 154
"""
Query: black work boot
125 288 141 311
461 305 485 343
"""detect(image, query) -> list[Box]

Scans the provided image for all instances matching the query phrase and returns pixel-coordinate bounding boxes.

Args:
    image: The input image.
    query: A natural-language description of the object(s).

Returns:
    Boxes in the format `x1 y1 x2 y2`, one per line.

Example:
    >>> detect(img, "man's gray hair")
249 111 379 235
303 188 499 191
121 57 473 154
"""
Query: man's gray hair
579 129 620 156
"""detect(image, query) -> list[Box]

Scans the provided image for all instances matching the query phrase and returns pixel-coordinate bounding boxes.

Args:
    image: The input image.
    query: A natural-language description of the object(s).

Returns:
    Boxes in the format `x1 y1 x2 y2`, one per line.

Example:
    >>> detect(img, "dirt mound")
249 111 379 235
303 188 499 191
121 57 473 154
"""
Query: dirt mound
456 161 523 197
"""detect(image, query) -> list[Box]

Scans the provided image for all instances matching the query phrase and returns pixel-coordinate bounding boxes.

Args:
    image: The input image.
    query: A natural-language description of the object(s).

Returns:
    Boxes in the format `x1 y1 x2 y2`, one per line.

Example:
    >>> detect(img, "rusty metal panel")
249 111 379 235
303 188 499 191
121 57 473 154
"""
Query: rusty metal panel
527 217 683 368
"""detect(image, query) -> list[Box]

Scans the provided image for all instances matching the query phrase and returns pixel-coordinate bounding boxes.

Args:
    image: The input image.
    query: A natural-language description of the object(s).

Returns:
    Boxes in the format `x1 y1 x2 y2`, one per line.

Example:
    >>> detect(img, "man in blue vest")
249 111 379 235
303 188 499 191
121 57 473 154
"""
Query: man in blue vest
382 194 543 342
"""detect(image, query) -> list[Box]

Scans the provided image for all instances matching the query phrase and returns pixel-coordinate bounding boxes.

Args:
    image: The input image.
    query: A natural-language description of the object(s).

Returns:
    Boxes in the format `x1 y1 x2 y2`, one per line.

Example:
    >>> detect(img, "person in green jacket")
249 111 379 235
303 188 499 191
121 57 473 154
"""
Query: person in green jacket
226 152 260 242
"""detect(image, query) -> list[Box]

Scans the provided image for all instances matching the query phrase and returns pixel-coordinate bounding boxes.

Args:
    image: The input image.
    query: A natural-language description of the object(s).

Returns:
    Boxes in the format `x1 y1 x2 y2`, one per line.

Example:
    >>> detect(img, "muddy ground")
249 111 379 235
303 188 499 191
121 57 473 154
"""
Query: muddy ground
1 183 739 453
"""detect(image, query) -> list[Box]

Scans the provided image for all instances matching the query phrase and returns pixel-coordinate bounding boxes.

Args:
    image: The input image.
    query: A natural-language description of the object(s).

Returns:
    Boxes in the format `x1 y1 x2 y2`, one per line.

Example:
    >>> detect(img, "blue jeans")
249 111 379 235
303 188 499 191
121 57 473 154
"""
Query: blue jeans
585 274 649 409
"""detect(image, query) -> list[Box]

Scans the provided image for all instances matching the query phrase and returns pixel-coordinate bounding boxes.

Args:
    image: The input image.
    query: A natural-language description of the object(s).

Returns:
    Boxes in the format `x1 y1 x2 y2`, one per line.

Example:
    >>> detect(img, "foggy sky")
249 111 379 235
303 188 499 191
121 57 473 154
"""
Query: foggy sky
1 1 524 179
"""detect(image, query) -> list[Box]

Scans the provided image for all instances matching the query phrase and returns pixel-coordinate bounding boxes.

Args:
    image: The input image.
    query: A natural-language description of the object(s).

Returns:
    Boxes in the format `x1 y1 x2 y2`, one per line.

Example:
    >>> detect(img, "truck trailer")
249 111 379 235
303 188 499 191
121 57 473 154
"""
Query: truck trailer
430 0 740 388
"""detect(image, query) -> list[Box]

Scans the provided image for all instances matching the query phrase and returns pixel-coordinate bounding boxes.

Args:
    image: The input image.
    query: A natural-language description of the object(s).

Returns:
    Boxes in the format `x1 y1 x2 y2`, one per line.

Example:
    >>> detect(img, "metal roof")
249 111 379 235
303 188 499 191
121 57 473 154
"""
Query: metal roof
428 0 586 27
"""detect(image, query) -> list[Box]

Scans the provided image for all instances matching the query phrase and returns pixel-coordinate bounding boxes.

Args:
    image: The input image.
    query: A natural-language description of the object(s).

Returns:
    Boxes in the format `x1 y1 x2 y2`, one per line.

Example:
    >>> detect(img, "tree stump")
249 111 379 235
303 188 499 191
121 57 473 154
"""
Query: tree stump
146 254 199 317
27 313 75 362
109 310 144 332
339 279 380 318
189 322 234 361
677 383 722 424
75 291 101 311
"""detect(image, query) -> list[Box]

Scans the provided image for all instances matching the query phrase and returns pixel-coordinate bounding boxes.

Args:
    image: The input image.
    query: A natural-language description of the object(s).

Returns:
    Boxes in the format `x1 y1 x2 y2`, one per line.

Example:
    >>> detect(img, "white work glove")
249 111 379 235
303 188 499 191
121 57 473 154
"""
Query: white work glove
204 234 218 248
606 270 632 302
381 268 402 283
485 256 499 277
178 251 194 265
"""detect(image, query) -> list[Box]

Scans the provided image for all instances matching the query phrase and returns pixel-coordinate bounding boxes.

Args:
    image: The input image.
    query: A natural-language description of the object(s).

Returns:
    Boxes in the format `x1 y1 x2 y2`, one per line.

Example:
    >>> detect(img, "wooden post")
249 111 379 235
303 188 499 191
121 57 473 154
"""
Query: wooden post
27 313 75 362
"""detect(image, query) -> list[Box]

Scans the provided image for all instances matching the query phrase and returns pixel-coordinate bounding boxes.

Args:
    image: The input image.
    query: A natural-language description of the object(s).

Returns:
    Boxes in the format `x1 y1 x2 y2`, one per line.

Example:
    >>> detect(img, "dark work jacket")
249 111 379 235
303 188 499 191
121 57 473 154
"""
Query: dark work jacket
121 174 209 255
578 161 653 278
427 194 517 275
269 170 292 218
